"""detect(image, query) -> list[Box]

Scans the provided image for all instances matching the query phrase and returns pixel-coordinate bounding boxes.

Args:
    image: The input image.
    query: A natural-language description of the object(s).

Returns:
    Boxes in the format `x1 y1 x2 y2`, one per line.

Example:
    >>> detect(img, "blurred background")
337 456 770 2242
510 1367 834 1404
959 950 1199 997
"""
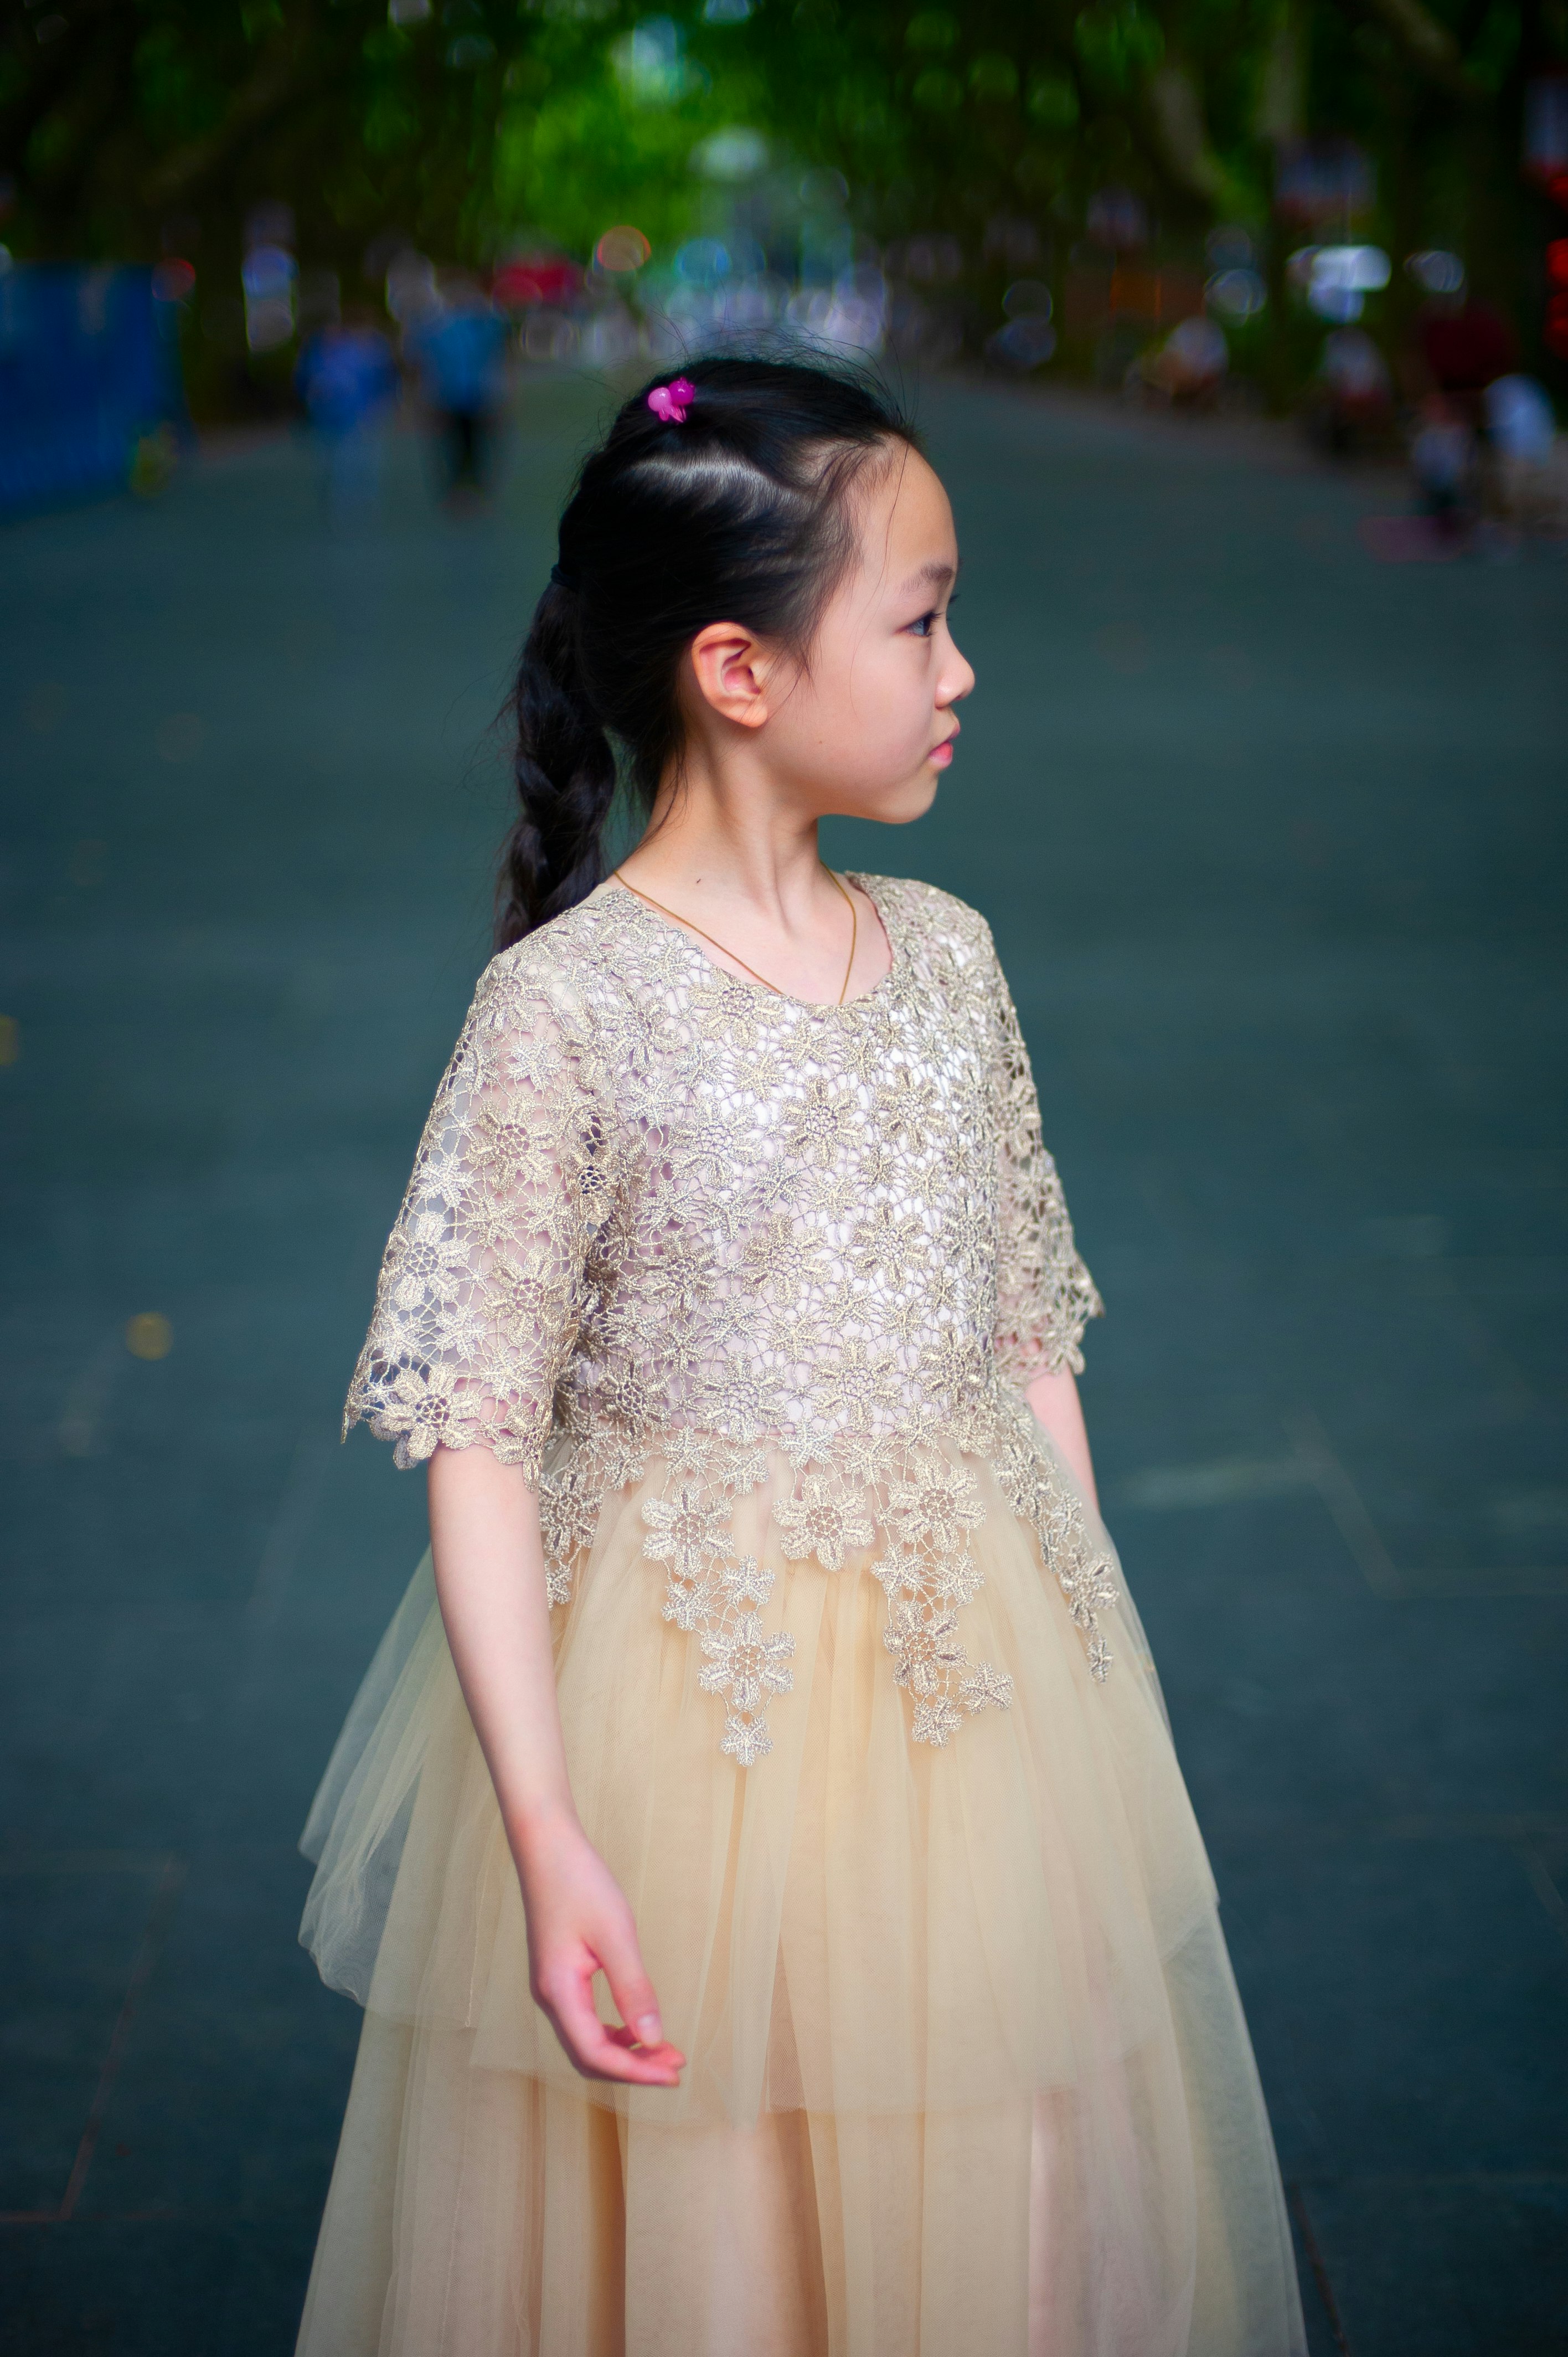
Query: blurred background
2 0 1568 509
2 6 1567 2356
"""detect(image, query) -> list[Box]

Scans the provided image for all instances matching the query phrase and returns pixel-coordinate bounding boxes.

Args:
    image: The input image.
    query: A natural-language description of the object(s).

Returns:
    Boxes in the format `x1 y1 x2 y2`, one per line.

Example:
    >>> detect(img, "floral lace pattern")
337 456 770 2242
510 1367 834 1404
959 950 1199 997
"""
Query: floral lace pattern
345 874 1111 1761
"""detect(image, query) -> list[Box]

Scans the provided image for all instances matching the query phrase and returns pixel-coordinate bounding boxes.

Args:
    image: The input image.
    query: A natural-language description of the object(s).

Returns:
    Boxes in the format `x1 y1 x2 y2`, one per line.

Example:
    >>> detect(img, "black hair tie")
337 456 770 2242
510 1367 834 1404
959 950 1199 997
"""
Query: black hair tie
550 563 578 592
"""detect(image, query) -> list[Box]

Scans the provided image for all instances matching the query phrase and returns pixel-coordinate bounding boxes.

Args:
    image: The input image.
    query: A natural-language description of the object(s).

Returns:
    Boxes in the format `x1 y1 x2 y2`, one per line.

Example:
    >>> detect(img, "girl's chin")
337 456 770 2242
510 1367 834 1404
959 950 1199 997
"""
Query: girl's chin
823 769 942 826
894 771 943 822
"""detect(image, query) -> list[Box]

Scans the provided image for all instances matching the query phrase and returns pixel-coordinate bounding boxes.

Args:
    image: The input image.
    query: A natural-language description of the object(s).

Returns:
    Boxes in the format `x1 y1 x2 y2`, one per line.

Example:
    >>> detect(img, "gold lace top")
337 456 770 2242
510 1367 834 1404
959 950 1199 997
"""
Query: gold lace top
345 874 1115 1764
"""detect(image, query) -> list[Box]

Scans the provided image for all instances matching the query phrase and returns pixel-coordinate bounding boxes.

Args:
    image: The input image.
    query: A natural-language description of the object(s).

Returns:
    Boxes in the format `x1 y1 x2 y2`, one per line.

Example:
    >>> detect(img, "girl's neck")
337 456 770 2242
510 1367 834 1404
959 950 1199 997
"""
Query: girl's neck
622 760 830 927
611 755 890 1005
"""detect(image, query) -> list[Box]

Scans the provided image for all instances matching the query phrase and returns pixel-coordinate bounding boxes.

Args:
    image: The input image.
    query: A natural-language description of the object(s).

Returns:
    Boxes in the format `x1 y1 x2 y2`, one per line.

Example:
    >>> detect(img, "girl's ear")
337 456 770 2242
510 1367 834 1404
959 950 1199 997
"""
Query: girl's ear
686 622 779 732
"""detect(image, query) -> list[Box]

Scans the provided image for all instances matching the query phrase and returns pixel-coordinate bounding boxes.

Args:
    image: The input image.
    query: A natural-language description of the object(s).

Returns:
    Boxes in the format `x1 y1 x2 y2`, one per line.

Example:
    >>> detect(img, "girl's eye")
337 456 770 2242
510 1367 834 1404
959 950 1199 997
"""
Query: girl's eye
906 592 957 640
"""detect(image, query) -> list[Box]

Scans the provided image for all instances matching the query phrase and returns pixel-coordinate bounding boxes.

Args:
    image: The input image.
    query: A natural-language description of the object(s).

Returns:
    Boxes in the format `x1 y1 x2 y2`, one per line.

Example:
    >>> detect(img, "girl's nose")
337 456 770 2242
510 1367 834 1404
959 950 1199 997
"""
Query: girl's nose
942 642 976 706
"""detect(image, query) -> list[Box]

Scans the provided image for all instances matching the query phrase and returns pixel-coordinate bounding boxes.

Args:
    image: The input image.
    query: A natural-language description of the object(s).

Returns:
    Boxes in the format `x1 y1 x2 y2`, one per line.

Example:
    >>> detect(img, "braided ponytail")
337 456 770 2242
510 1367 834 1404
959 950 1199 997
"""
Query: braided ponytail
495 580 618 949
494 354 918 950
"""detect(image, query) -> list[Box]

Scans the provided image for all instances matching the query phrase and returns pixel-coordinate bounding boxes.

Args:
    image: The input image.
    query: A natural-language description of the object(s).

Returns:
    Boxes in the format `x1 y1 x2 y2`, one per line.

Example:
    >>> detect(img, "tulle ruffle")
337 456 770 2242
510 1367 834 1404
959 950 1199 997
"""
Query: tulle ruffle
296 1444 1306 2354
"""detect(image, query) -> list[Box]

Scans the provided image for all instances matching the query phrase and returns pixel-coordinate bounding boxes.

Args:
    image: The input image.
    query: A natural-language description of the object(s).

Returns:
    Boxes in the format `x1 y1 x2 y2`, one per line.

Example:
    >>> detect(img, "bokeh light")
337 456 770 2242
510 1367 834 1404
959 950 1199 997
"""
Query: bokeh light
690 128 768 182
595 226 652 274
125 1314 173 1361
1205 269 1267 323
1406 249 1466 295
151 258 196 304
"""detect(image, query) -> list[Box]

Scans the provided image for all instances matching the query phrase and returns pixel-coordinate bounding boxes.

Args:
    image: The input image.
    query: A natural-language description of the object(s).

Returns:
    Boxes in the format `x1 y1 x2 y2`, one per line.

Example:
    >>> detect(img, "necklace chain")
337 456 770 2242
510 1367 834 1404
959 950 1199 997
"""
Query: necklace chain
611 865 859 1006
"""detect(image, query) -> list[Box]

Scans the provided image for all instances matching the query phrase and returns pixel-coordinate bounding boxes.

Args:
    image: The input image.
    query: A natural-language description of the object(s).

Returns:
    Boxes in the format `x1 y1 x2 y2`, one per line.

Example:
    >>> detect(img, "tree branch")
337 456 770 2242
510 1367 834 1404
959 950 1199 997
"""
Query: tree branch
1146 63 1237 209
140 12 326 208
1347 0 1485 102
0 0 126 164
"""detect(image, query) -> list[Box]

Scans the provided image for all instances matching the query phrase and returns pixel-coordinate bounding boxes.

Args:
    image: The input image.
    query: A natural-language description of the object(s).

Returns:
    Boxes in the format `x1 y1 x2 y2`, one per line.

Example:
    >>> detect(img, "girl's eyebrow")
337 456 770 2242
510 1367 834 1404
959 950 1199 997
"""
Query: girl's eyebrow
900 559 957 594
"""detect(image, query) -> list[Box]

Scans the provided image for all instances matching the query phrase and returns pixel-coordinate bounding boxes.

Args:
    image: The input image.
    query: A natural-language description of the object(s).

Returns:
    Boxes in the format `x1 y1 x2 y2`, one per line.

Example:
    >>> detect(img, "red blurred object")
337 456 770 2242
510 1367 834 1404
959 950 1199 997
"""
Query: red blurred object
1546 291 1568 360
492 254 582 309
151 258 197 302
1550 171 1568 210
1547 239 1568 289
1419 300 1519 391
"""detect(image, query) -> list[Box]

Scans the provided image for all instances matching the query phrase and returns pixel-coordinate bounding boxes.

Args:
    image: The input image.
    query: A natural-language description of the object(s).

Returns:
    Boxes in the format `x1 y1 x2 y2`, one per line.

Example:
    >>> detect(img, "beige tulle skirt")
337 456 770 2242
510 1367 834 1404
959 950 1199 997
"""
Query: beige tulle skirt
295 1446 1306 2356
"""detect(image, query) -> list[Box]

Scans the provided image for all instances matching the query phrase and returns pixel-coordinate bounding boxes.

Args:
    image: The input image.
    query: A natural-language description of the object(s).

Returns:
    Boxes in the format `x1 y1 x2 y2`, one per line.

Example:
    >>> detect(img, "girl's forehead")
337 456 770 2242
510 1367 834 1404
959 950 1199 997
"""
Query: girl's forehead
859 448 957 578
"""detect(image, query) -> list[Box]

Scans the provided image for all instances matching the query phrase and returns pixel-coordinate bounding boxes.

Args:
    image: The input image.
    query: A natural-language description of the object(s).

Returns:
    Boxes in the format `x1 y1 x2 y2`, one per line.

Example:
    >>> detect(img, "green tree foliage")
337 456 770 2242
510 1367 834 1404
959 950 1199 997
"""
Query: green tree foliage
2 0 1564 382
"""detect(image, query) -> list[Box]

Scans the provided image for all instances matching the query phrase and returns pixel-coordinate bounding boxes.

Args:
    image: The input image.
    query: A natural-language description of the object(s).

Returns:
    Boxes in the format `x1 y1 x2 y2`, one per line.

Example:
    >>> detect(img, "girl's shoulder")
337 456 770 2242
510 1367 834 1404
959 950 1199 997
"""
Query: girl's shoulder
857 873 998 976
465 896 628 1042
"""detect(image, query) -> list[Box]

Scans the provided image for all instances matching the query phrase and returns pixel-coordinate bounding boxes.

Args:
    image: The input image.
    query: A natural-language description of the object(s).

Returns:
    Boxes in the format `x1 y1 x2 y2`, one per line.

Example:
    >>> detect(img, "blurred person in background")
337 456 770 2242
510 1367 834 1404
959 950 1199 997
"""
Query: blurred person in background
1409 392 1477 539
295 306 398 519
1135 312 1229 408
408 275 509 505
1482 373 1562 533
291 354 1307 2357
1412 289 1519 427
1305 325 1395 456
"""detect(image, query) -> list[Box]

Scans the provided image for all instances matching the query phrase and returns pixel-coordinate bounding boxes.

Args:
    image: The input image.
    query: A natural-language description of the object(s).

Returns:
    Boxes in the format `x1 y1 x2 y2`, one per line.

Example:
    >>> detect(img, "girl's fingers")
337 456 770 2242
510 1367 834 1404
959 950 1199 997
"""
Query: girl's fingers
544 1959 684 2085
603 2021 687 2067
592 1913 667 2054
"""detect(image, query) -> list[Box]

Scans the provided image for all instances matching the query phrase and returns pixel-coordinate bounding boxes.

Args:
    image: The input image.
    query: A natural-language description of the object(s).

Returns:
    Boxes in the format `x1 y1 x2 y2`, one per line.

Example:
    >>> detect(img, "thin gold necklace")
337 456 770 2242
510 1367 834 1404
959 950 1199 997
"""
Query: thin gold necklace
612 865 859 1005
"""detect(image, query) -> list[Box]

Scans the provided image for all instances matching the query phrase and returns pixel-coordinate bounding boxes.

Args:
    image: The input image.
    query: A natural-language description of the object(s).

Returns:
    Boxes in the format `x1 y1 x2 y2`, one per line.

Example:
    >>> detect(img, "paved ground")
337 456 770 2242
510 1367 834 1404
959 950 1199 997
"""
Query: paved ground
1 375 1565 2356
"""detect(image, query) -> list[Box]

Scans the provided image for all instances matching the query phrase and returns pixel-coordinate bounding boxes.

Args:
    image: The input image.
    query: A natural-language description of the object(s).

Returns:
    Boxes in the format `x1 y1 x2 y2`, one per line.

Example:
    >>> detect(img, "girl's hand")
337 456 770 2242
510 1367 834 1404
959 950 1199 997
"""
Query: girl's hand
425 1449 681 2087
513 1810 686 2088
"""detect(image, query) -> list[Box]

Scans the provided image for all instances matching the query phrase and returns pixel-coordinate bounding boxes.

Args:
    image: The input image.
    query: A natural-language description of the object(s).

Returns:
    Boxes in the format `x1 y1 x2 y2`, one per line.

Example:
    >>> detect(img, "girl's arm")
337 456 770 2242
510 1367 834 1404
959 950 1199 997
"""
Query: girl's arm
1024 1365 1100 1515
426 1442 685 2088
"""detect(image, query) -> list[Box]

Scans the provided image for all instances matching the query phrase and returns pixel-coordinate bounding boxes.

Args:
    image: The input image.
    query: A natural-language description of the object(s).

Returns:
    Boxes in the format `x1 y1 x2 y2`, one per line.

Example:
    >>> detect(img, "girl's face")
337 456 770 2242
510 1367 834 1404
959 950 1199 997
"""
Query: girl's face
771 445 974 826
682 443 974 827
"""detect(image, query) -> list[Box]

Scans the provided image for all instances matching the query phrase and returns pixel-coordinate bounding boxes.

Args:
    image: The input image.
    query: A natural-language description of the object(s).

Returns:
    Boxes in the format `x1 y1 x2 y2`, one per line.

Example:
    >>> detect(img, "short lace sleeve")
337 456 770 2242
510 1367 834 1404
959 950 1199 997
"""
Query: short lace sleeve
343 948 604 1481
984 933 1103 1385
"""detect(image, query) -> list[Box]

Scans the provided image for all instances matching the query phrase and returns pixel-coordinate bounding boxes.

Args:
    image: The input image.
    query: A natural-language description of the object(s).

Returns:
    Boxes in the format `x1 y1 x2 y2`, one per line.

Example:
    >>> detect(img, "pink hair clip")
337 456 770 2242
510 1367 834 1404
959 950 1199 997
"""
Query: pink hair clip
647 377 695 424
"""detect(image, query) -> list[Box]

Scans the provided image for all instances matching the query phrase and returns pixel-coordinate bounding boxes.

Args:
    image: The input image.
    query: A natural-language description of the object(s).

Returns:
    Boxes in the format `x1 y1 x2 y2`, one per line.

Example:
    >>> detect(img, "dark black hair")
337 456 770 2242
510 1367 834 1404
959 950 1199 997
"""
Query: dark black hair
495 353 919 948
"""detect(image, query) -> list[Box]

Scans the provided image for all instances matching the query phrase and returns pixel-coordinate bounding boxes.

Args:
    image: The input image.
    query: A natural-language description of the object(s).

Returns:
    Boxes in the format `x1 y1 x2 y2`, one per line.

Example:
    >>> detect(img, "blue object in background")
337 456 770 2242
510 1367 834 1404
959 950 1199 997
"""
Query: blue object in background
408 303 507 414
0 263 184 520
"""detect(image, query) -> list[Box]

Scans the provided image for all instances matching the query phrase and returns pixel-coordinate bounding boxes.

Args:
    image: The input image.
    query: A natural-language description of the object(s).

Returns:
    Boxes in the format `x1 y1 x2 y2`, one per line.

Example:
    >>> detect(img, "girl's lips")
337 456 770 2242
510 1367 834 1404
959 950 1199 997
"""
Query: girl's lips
930 734 957 768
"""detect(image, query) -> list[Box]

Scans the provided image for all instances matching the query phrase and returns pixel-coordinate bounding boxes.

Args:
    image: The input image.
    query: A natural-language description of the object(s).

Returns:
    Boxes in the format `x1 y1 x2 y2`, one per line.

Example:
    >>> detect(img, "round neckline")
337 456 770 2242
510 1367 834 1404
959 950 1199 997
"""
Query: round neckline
599 870 900 1014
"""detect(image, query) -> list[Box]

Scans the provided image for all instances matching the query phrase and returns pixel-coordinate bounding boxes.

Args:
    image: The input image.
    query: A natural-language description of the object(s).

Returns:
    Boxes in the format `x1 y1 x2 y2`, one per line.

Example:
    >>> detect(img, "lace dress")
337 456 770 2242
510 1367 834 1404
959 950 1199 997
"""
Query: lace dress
295 876 1306 2357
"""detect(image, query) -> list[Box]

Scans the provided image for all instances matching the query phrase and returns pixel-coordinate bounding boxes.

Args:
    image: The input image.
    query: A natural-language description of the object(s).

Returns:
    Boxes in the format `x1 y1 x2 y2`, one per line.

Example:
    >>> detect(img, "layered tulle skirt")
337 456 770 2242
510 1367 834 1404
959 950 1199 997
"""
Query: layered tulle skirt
295 1443 1306 2356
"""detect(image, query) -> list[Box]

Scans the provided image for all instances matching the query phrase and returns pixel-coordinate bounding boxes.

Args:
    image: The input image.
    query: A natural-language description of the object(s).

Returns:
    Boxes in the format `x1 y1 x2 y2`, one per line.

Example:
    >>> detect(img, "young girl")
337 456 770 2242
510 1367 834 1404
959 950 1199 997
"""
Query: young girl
295 357 1307 2356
